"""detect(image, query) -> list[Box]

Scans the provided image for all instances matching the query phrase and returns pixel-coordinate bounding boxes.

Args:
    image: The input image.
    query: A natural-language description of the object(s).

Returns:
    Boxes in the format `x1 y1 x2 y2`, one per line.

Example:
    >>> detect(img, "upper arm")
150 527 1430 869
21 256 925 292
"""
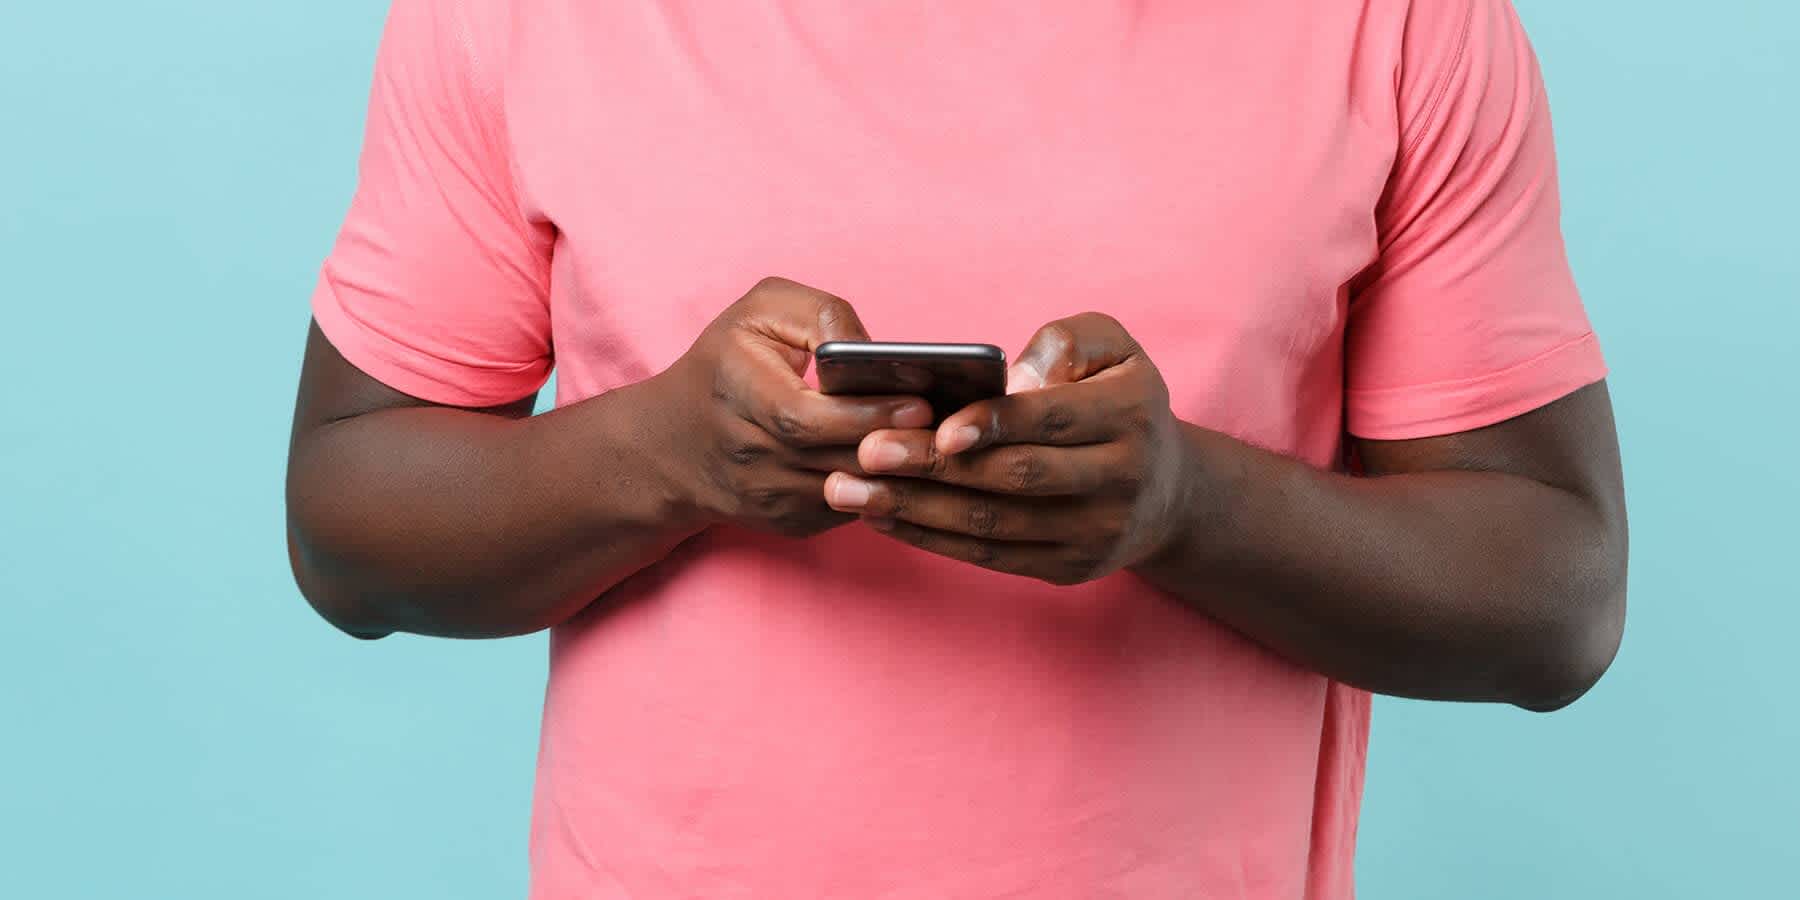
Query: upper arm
1347 1 1624 551
290 0 546 618
285 321 534 641
308 0 552 411
290 321 534 448
1354 380 1624 533
1346 0 1605 441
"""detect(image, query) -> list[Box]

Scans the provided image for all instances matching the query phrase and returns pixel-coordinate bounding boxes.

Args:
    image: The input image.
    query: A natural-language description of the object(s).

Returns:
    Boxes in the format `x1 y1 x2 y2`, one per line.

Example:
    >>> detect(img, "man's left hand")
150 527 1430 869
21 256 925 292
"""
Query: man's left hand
823 313 1203 585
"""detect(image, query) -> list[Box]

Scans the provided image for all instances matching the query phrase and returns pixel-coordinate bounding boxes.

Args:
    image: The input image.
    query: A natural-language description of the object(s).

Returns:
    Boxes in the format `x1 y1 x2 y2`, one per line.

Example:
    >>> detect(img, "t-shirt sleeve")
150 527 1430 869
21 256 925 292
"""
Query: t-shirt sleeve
1344 0 1606 440
310 0 552 408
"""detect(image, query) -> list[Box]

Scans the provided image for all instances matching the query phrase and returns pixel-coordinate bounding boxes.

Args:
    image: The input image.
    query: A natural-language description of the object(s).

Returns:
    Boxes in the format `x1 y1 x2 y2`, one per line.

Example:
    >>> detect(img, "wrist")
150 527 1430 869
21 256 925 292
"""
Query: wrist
541 372 714 536
625 369 719 532
1136 423 1244 576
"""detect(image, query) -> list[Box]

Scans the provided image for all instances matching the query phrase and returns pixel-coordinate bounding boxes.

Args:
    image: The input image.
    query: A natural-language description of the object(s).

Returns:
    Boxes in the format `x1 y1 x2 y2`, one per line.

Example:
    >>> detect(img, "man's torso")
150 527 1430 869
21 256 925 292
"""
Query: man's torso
503 3 1408 896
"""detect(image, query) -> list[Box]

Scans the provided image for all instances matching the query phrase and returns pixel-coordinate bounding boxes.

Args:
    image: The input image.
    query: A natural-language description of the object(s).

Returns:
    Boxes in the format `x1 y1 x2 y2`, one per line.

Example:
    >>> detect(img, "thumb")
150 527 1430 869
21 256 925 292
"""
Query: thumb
741 277 870 352
1008 312 1138 393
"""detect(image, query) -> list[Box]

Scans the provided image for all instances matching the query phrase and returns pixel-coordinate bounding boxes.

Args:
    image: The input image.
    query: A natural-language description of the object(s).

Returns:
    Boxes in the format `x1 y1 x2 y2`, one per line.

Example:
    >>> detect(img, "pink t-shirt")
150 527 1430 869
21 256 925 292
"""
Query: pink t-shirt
312 1 1605 896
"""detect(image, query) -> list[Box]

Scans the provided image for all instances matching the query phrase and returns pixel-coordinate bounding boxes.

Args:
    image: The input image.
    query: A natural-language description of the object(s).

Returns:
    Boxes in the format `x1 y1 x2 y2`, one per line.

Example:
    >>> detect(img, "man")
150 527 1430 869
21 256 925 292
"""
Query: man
286 0 1627 896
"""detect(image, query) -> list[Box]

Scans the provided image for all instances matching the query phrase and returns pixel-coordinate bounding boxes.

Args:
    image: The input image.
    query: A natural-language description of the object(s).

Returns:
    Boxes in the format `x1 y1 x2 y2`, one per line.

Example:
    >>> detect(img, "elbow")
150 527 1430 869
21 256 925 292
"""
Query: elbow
1499 493 1629 713
287 444 395 640
1506 567 1627 713
286 529 395 641
285 525 563 641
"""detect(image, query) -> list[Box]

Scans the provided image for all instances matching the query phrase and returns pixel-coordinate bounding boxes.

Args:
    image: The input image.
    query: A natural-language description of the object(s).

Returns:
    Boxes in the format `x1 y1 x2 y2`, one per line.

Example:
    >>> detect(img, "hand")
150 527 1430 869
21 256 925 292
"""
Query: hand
646 277 930 537
822 312 1197 584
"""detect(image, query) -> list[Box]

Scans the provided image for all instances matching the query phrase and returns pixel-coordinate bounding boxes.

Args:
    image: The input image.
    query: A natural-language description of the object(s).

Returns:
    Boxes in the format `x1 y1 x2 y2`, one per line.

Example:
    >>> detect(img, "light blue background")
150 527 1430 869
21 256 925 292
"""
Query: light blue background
2 2 1795 897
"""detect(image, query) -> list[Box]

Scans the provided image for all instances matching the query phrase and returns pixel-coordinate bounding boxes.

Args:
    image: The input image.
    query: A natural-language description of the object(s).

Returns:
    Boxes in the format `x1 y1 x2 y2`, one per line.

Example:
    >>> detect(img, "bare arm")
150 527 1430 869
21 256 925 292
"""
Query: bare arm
825 314 1627 711
1138 383 1626 711
285 322 695 639
286 280 928 640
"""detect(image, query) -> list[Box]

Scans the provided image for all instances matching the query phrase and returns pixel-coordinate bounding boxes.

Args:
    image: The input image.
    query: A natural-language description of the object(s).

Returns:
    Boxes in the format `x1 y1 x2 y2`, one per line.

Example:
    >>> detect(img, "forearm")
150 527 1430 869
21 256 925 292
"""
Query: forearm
286 378 698 640
1135 424 1627 710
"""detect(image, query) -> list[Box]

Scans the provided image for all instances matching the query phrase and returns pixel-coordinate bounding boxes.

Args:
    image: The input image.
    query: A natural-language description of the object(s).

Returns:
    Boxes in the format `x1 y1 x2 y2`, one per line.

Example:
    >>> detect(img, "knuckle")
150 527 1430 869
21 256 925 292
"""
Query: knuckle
977 402 1009 446
1099 503 1132 537
743 485 789 517
814 294 857 334
709 368 735 404
767 404 813 443
1081 311 1138 353
1039 322 1078 355
965 501 1001 538
1037 403 1076 441
1138 368 1170 402
1004 449 1046 492
924 445 952 478
752 275 794 295
966 540 998 565
720 437 770 467
1108 462 1148 496
1121 406 1156 437
1077 310 1125 333
698 458 736 498
814 293 852 319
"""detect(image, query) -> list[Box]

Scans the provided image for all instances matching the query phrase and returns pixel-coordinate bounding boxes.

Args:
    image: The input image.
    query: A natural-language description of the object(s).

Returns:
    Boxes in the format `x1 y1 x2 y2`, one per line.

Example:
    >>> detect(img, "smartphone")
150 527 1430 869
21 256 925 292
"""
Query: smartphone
815 341 1006 422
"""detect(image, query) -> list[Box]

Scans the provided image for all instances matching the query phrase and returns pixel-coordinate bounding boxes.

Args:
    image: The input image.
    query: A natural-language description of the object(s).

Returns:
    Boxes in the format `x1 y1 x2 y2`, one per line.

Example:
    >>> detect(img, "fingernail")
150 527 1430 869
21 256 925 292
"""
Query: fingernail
938 425 982 455
1006 363 1044 394
891 401 932 429
827 474 872 509
865 439 908 470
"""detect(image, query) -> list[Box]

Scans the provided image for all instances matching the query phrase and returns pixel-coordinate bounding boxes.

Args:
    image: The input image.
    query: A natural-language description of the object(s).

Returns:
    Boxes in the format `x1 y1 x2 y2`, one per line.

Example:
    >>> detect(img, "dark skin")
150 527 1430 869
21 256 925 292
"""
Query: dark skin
824 312 1627 711
287 278 926 638
288 279 1626 710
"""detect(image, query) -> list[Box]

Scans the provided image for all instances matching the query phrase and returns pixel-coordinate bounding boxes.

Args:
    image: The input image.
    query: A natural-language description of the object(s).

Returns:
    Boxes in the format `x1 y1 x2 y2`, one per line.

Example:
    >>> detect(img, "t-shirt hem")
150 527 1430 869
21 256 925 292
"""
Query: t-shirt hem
310 271 548 409
1345 332 1607 440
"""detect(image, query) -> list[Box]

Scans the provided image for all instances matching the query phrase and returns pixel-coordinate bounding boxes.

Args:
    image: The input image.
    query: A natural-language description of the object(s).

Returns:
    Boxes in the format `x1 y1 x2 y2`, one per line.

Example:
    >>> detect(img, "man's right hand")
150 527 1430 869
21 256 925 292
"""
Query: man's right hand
644 277 931 537
287 277 918 638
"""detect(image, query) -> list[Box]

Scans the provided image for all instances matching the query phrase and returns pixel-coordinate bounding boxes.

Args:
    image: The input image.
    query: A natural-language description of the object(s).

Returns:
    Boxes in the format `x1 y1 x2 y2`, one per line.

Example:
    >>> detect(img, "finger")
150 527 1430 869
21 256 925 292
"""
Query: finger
933 379 1136 454
861 518 1099 586
857 429 1130 496
719 351 933 446
746 388 933 447
734 470 857 537
1007 312 1141 393
823 473 1070 542
738 276 871 353
786 444 867 476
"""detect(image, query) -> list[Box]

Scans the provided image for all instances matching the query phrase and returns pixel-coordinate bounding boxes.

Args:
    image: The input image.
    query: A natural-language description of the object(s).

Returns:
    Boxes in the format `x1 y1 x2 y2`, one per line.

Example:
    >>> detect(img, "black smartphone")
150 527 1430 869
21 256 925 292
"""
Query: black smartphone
815 341 1007 422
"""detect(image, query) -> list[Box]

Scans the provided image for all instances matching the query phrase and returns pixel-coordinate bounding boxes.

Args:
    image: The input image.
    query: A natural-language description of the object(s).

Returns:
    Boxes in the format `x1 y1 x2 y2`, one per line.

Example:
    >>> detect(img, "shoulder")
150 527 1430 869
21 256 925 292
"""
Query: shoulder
375 0 529 118
387 0 523 73
1396 0 1482 61
1359 0 1537 147
1344 0 1484 90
